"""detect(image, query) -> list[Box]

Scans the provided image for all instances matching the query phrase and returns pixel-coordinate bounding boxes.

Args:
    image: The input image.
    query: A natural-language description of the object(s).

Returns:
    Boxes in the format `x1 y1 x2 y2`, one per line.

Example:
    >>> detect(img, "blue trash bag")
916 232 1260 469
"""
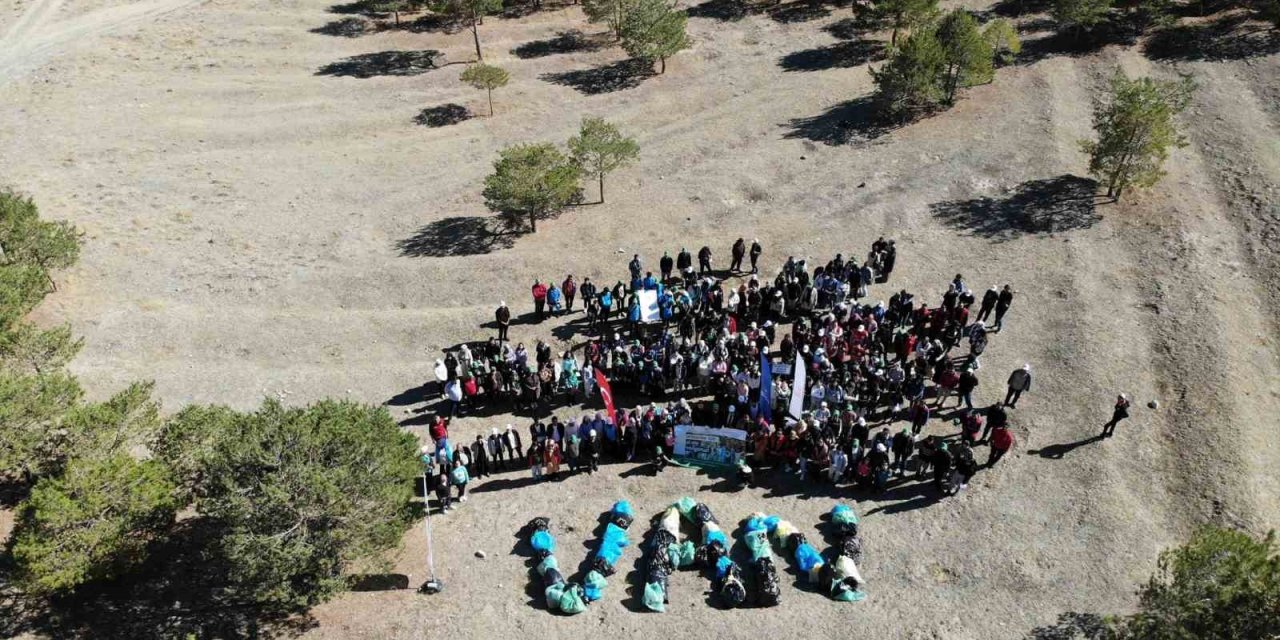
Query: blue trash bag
603 523 631 548
597 543 624 567
715 555 735 579
706 530 729 549
795 543 823 573
583 570 608 602
744 516 768 534
531 530 555 554
536 555 559 576
762 515 781 533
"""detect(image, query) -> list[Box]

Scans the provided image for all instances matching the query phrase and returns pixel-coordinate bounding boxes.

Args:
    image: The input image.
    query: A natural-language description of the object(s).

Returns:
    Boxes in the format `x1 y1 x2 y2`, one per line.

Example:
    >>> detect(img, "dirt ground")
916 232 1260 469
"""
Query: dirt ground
2 0 1279 637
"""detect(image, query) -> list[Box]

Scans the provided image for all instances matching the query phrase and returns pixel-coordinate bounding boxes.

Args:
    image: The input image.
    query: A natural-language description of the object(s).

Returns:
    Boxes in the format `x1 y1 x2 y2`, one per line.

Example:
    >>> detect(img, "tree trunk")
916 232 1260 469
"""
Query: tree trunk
394 10 400 26
659 56 666 74
472 18 483 61
891 26 898 46
599 173 605 203
487 88 494 116
529 210 538 233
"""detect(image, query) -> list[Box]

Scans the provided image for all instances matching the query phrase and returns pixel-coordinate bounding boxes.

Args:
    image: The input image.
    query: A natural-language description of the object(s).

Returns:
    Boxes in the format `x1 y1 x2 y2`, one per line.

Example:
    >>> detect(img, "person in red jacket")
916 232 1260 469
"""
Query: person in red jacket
531 280 548 321
562 275 578 313
988 424 1014 467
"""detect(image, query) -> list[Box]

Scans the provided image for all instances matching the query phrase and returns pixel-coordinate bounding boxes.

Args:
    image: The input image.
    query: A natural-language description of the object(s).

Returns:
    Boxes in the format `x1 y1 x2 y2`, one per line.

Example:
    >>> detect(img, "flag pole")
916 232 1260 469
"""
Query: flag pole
420 470 443 594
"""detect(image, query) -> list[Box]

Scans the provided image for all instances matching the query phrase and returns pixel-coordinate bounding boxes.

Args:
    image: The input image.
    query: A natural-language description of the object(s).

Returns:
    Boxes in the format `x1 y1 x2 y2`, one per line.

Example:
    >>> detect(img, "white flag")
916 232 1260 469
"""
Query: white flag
788 351 805 420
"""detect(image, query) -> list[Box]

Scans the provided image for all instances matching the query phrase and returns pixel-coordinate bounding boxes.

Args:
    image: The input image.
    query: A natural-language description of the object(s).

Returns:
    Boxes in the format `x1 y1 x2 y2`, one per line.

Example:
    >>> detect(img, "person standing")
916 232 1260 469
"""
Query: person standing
581 278 597 317
584 429 600 474
562 275 578 313
1102 394 1131 437
531 280 548 321
994 284 1014 331
698 245 713 274
957 367 979 410
880 240 896 281
660 251 674 281
450 457 470 504
988 424 1014 467
566 430 581 474
749 238 763 274
731 238 746 272
676 247 692 275
890 429 914 476
628 254 642 282
487 427 505 470
977 286 998 323
1004 364 1032 408
495 301 511 342
470 434 490 479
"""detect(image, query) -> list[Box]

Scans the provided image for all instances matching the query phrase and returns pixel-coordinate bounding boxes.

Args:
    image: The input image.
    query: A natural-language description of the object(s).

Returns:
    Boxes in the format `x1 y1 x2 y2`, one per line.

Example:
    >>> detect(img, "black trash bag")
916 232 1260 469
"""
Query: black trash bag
717 563 747 608
754 557 781 607
693 503 716 525
705 540 728 564
651 529 678 550
840 536 863 565
646 562 670 590
786 532 808 552
592 554 617 577
528 517 551 532
835 519 859 538
612 512 635 529
542 567 565 588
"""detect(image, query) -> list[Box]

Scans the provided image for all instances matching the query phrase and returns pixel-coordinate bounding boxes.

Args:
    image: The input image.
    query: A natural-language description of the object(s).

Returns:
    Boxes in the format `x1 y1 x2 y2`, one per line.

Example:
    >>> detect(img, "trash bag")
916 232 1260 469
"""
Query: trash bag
536 555 559 577
528 516 551 532
745 530 772 561
762 515 781 533
667 540 696 568
603 523 630 548
559 583 588 614
840 536 863 564
643 581 667 612
715 555 735 579
583 570 608 602
675 497 698 521
545 582 566 609
754 557 781 607
611 500 635 529
531 530 555 555
541 567 564 588
705 529 729 549
651 528 678 550
786 532 809 552
829 555 866 602
693 503 716 525
744 515 769 535
795 543 823 574
658 508 681 536
771 520 798 545
597 544 624 571
831 504 859 537
718 563 746 608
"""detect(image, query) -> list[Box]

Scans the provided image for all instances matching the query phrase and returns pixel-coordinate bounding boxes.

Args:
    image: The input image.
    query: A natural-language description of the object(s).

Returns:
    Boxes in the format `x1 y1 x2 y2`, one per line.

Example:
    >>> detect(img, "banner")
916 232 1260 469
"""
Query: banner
594 368 617 424
788 352 805 421
757 352 773 422
674 425 748 468
637 289 660 323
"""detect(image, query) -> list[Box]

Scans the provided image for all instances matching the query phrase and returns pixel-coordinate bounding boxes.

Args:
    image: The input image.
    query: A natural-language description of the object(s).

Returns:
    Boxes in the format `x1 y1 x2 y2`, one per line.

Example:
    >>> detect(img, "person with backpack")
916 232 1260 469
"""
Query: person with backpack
957 367 980 410
1102 393 1131 437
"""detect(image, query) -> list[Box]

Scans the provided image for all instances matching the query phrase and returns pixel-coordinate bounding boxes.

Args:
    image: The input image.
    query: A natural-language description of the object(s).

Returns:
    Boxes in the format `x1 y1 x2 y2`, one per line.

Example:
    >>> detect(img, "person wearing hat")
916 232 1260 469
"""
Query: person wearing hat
1005 363 1032 407
1102 393 1131 437
749 238 763 274
584 429 600 474
495 301 511 342
487 427 505 470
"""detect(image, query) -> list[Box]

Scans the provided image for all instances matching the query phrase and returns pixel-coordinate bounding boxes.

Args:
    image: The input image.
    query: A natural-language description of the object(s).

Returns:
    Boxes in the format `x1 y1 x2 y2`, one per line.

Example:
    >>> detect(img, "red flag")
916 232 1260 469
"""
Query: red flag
594 368 617 424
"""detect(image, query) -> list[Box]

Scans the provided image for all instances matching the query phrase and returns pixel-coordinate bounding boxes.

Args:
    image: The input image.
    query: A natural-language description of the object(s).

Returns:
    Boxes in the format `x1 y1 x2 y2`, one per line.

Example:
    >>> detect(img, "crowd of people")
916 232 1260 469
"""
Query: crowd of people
423 237 1033 512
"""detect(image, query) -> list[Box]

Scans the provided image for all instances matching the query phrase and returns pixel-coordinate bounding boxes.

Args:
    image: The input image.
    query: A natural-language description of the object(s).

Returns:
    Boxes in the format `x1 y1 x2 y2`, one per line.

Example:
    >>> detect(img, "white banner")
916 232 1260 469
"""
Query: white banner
788 352 805 420
637 289 660 323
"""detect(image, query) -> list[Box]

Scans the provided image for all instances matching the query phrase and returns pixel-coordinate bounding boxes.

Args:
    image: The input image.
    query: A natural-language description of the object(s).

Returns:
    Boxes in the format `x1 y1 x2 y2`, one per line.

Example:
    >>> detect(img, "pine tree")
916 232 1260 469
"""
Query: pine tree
619 0 691 74
437 0 503 60
583 0 637 38
876 0 940 45
935 10 994 104
870 27 946 119
1081 71 1194 200
482 143 582 232
459 63 510 116
568 117 640 203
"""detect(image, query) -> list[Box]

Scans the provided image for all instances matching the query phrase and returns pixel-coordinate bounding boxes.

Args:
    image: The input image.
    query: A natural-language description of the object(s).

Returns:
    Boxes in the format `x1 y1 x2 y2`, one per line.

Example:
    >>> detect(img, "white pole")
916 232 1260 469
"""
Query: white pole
423 471 438 585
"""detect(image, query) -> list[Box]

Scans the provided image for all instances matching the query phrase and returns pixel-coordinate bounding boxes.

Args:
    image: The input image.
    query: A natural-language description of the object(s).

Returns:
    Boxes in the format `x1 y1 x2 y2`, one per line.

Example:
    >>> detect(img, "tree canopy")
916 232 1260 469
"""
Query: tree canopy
483 142 582 232
568 117 640 203
460 63 510 116
1053 0 1114 34
583 0 638 38
936 9 994 103
870 27 946 119
436 0 503 60
876 0 940 45
619 0 690 73
1109 527 1280 639
1082 71 1194 200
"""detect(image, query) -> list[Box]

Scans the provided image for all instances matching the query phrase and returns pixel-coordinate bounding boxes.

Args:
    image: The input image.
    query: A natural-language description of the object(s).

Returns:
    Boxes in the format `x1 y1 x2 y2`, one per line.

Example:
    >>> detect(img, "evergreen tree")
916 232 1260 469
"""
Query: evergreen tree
870 27 946 119
936 10 994 104
1081 71 1194 200
437 0 503 60
583 0 637 38
460 63 510 116
982 18 1022 65
619 0 691 74
1053 0 1113 35
876 0 940 45
567 117 640 203
482 142 582 232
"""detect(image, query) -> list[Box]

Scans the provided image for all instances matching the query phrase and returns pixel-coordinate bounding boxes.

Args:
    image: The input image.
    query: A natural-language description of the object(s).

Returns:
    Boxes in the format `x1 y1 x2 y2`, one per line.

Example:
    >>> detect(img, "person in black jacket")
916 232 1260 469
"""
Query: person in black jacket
660 252 674 281
495 301 511 342
698 245 713 274
731 238 746 272
470 435 490 479
977 286 999 323
957 367 979 410
890 429 914 476
749 239 763 274
994 284 1014 330
677 247 692 273
583 429 600 473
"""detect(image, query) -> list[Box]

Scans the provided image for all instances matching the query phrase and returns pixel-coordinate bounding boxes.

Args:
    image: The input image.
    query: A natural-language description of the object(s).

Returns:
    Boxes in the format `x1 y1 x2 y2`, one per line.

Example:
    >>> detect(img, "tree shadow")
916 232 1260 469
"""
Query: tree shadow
1015 18 1144 65
778 39 885 72
540 58 656 95
1028 434 1105 460
317 50 444 78
512 29 609 59
986 0 1054 18
768 0 833 23
824 13 884 39
781 95 902 145
1026 611 1107 639
328 0 387 16
928 175 1105 241
415 103 472 127
500 0 576 19
347 573 411 591
0 518 317 639
397 216 520 257
310 16 372 37
1144 12 1280 61
686 0 766 21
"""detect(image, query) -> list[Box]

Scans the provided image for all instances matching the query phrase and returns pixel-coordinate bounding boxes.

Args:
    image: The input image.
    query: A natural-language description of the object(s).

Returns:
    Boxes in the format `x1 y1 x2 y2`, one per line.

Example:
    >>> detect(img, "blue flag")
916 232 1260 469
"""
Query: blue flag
758 351 773 422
